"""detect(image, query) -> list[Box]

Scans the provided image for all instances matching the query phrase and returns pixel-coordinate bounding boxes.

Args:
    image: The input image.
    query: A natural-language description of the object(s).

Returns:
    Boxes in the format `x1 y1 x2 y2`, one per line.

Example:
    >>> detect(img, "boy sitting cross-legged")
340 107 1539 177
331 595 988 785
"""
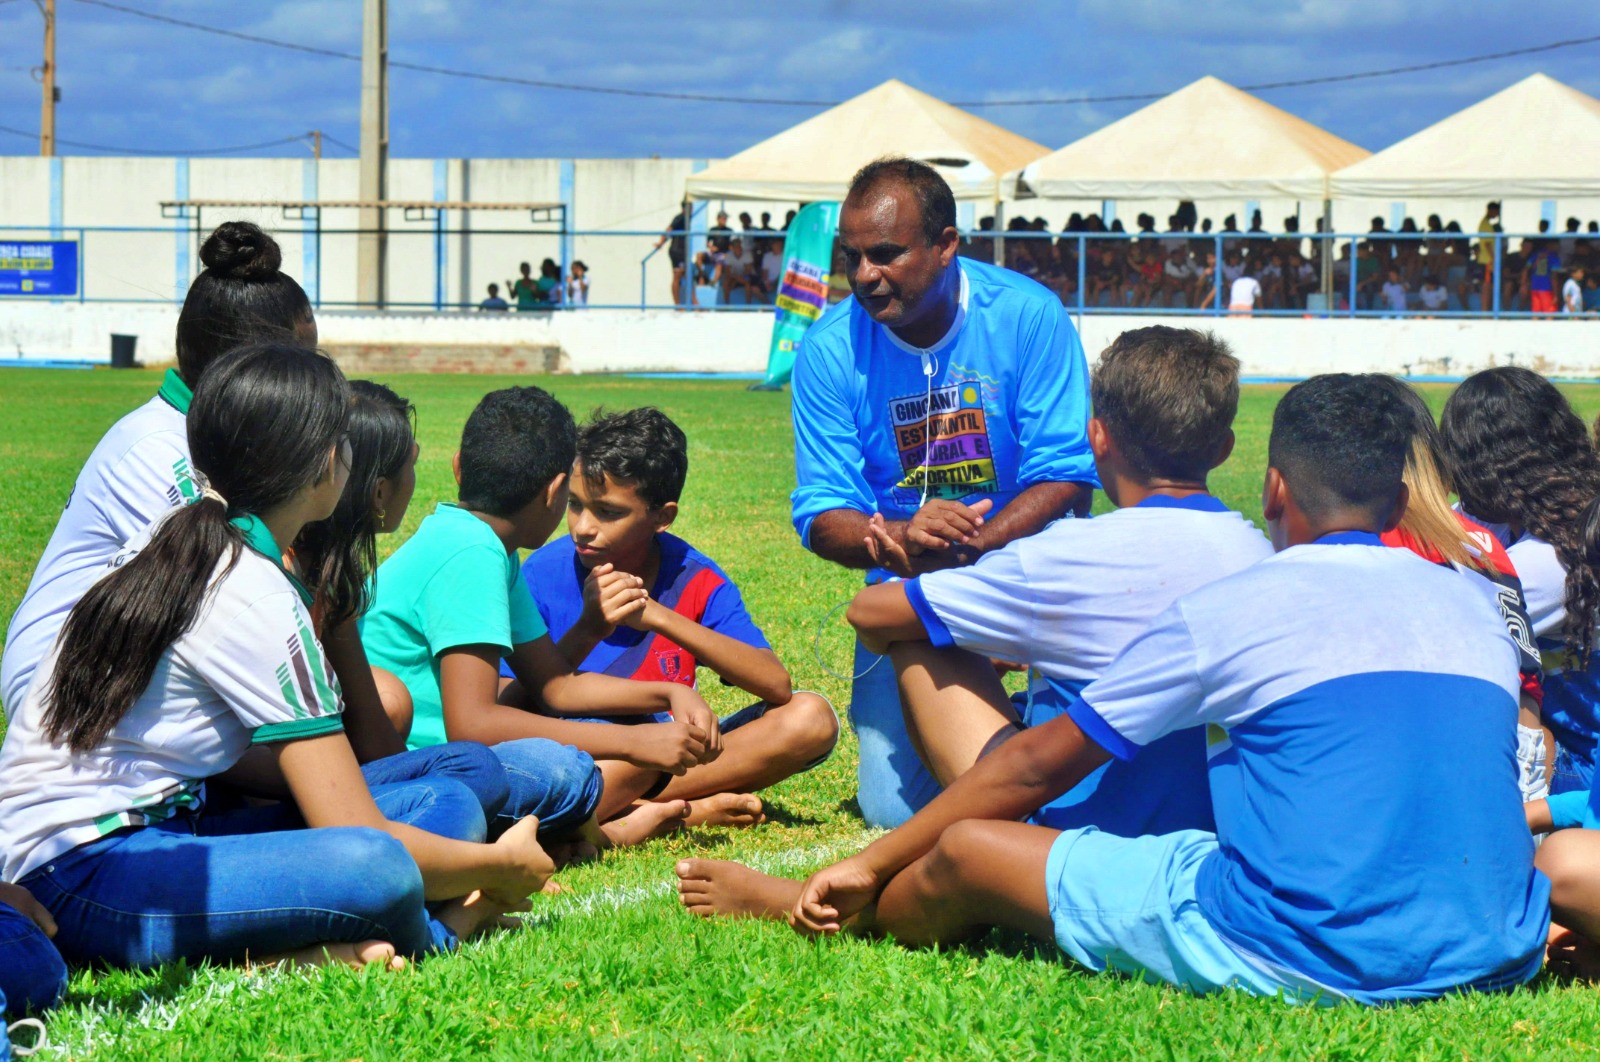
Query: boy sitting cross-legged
683 374 1549 1004
504 407 839 828
362 386 721 848
681 326 1269 915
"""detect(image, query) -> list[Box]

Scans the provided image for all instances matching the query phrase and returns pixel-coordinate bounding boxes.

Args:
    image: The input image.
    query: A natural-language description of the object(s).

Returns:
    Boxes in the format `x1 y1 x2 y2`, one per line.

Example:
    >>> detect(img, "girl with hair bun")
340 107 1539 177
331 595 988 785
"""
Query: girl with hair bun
3 221 318 716
0 344 553 974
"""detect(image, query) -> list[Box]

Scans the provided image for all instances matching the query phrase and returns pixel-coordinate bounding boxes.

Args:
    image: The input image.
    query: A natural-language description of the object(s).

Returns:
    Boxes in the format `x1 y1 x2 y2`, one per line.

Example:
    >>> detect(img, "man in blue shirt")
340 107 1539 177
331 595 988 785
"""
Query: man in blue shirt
789 158 1097 827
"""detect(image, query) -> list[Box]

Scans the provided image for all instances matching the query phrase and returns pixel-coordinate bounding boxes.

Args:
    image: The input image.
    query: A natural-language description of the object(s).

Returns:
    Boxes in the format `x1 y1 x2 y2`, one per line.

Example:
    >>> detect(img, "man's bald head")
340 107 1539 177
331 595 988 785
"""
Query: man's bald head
845 158 957 248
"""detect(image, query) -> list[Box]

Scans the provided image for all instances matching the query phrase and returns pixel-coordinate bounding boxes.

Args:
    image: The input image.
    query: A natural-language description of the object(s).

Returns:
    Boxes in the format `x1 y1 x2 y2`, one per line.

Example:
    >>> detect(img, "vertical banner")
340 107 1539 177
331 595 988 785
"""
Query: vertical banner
750 201 840 391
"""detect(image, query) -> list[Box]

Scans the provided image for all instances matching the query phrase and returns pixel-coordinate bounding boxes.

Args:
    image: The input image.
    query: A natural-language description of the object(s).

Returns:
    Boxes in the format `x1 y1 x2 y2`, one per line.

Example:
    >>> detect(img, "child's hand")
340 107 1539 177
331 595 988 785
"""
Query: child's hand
790 854 882 936
624 721 709 775
669 688 723 762
0 882 55 937
594 565 649 630
485 815 557 903
581 564 648 634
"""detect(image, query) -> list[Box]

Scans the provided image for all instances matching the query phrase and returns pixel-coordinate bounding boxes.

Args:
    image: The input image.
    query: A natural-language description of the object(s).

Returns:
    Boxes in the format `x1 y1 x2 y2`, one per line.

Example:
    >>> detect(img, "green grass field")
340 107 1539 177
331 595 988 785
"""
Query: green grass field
4 368 1600 1060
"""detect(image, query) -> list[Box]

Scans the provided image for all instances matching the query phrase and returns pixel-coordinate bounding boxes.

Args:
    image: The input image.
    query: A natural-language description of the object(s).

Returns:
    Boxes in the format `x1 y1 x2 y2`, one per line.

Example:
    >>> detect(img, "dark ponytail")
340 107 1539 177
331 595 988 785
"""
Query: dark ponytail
1440 367 1600 658
296 380 416 631
175 222 315 387
42 343 351 752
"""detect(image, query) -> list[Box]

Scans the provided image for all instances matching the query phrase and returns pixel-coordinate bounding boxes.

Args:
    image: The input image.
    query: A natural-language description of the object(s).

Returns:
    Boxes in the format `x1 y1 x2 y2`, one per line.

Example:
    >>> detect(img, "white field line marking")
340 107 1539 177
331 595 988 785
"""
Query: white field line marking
543 833 884 919
35 831 885 1057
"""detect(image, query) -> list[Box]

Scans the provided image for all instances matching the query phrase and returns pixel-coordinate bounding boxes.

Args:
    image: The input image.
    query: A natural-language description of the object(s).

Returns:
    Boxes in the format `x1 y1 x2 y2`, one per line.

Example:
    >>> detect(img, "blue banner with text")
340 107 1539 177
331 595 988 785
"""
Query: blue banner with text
0 240 78 296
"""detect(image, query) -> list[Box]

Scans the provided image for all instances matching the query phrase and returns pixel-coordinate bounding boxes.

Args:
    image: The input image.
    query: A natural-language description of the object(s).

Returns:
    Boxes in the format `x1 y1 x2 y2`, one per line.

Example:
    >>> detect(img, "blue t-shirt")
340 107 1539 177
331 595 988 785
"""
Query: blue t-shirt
905 493 1273 837
1528 250 1560 293
508 533 769 694
1070 533 1547 1003
789 258 1097 579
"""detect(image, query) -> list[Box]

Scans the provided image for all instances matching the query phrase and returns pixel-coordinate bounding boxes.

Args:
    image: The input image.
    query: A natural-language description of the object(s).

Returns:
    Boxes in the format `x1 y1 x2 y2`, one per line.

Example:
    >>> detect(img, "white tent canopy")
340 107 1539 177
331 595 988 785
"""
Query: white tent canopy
1005 76 1369 201
1330 74 1600 199
684 79 1049 202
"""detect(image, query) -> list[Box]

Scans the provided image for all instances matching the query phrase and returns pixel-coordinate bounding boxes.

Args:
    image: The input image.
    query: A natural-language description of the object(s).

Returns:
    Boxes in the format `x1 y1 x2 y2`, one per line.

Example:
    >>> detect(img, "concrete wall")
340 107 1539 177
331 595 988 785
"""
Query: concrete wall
0 155 807 312
4 301 1597 379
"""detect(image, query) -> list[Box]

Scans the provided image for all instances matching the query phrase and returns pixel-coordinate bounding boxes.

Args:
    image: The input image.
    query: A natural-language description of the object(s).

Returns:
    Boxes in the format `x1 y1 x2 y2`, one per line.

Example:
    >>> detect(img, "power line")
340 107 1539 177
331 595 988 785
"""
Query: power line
0 121 312 155
68 0 1600 109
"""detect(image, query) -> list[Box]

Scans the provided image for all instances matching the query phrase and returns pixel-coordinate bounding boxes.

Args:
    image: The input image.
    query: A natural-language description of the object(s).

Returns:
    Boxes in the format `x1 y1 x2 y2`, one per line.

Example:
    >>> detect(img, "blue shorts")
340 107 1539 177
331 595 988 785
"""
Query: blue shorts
1046 827 1342 1004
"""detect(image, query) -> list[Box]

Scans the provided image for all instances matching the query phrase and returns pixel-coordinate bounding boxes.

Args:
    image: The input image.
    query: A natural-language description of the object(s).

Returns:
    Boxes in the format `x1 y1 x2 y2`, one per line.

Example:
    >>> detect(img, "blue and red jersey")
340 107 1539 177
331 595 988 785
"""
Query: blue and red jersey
505 532 770 687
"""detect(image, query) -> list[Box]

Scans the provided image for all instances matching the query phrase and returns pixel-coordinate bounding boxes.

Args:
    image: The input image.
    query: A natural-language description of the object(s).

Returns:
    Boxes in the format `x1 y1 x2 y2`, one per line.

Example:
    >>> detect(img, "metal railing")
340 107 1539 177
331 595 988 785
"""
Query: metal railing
1 223 1592 319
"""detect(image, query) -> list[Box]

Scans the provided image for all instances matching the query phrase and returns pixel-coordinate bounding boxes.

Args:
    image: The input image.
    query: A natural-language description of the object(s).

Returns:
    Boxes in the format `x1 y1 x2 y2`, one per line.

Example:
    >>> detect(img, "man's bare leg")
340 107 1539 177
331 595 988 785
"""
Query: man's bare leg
890 643 1022 786
863 820 1057 946
677 859 802 919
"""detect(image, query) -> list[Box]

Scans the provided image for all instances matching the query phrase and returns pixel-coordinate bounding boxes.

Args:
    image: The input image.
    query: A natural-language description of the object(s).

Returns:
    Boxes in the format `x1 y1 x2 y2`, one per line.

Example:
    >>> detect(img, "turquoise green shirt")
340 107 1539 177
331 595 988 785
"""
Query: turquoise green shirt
360 503 548 749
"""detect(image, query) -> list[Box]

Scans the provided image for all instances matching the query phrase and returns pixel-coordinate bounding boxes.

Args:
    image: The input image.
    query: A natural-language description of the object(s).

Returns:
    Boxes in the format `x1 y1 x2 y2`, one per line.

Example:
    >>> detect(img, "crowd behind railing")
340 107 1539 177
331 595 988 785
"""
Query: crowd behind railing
645 200 1597 317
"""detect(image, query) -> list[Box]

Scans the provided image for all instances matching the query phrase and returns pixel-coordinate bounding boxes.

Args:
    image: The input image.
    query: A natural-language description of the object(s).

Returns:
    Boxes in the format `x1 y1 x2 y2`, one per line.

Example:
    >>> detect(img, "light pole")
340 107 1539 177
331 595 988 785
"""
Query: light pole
357 0 388 309
35 0 57 157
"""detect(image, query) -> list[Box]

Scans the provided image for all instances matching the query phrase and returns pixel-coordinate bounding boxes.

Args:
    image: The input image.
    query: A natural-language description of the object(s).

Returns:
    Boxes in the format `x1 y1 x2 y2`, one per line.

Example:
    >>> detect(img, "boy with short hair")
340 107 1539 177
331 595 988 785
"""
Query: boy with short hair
509 407 838 828
362 386 720 846
1564 264 1586 315
684 374 1548 1004
679 326 1270 915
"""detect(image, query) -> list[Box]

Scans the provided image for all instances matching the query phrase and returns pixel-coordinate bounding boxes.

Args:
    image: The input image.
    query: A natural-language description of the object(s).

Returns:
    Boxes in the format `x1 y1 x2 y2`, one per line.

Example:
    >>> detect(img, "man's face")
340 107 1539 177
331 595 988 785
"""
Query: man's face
837 184 956 329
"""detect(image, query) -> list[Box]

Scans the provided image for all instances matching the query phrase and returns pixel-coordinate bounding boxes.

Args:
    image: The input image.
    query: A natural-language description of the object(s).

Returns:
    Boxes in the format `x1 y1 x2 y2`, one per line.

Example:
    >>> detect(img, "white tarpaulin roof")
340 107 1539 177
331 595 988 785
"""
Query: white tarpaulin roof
1330 74 1600 199
1005 76 1369 200
684 79 1049 202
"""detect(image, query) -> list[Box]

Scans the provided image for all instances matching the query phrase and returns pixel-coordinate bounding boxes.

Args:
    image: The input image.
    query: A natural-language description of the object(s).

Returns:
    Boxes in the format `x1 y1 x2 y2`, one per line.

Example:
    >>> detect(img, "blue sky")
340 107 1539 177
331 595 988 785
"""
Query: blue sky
0 0 1596 159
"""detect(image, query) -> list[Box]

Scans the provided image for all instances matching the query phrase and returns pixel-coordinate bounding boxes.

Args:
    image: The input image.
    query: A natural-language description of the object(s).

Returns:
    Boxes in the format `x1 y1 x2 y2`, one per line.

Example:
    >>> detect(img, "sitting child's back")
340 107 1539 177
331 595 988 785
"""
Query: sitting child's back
1091 536 1545 999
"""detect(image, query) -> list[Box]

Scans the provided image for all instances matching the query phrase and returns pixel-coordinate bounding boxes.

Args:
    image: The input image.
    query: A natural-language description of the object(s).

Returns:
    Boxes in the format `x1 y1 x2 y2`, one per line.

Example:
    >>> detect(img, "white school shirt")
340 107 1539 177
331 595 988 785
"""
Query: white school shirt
1565 277 1584 314
2 371 198 716
0 513 345 882
1419 284 1449 310
1068 534 1546 1002
905 494 1271 707
1228 276 1260 308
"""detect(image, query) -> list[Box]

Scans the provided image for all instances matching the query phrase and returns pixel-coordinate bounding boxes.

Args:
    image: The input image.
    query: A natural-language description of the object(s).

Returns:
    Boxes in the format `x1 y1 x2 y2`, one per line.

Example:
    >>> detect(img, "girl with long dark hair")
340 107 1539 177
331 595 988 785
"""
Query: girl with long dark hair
1441 368 1600 793
0 345 552 973
3 222 317 715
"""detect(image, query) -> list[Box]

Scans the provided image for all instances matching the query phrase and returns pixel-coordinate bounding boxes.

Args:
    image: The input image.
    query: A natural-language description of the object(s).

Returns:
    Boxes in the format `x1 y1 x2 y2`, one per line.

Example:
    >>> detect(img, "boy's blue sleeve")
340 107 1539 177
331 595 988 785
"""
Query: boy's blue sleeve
1071 602 1205 759
1546 790 1594 831
701 578 772 652
790 331 876 550
1012 299 1099 490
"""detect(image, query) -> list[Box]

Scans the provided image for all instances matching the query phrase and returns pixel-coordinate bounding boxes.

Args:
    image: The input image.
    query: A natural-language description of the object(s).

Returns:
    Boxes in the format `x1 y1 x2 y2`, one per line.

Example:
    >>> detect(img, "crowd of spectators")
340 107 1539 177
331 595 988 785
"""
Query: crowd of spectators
480 257 590 311
958 201 1600 316
656 208 796 307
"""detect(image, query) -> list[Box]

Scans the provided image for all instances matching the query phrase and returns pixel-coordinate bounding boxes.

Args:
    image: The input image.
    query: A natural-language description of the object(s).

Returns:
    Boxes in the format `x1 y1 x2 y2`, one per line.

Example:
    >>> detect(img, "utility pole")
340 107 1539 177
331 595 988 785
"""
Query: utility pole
356 0 387 309
309 130 322 160
37 0 56 157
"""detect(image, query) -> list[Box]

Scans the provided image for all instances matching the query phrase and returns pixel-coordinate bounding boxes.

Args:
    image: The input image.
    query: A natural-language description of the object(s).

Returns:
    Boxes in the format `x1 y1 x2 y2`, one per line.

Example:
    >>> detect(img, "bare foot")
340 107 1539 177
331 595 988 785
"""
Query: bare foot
600 799 690 847
676 858 801 920
253 939 405 972
685 792 766 829
1547 924 1600 981
436 890 531 941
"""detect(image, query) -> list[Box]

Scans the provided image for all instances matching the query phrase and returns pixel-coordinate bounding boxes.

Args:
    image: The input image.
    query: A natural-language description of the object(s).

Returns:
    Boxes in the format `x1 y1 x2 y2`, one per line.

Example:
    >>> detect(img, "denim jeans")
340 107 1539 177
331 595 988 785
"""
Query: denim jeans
0 901 66 1017
21 776 483 969
850 639 941 828
362 741 511 822
490 739 602 834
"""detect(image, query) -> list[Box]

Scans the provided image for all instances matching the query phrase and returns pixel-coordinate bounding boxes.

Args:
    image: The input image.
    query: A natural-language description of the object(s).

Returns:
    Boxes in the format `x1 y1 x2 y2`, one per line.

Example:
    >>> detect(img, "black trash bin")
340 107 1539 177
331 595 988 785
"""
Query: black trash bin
110 334 138 369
